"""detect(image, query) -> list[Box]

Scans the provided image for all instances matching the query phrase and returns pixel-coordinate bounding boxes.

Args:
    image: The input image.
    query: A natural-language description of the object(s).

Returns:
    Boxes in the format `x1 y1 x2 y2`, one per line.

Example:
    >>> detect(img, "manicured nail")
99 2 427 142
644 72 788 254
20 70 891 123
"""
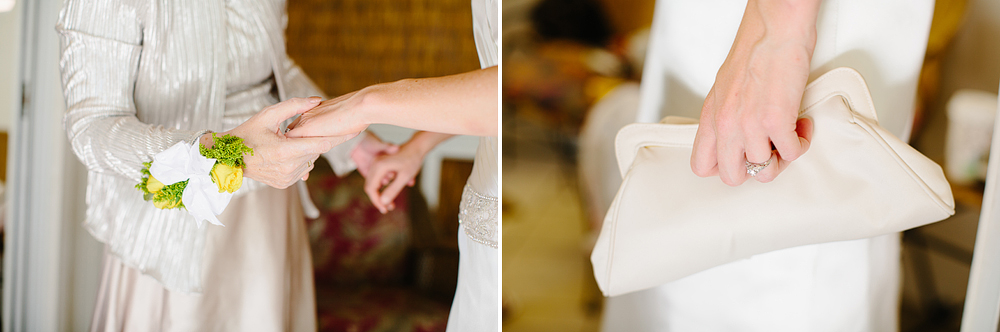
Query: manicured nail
309 97 321 103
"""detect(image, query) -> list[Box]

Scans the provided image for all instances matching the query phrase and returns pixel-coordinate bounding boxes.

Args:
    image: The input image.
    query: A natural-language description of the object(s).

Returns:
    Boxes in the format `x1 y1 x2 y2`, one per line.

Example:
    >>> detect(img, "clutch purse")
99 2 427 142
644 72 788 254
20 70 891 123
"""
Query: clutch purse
590 67 956 297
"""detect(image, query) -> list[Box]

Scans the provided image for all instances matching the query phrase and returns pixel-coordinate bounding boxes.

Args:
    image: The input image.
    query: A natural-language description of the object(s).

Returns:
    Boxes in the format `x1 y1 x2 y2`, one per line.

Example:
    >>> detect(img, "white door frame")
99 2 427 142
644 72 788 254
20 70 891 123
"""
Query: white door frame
961 89 1000 332
3 0 101 331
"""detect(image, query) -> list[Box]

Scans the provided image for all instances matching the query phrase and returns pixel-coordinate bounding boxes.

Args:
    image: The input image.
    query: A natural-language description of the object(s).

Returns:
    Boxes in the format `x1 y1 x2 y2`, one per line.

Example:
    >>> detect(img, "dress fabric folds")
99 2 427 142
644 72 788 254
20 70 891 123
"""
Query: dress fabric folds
58 0 352 330
445 0 499 331
57 0 360 295
601 0 934 331
90 186 316 332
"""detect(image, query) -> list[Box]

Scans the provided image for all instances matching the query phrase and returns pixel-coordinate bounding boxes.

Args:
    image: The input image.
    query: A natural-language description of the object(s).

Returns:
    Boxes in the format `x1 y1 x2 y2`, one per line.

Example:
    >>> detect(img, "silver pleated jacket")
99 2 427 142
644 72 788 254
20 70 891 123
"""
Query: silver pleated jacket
57 0 355 293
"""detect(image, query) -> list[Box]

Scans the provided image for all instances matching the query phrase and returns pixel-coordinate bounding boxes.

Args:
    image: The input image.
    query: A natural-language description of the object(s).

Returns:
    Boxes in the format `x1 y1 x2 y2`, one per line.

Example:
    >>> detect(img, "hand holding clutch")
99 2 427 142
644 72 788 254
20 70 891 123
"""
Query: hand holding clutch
590 68 955 297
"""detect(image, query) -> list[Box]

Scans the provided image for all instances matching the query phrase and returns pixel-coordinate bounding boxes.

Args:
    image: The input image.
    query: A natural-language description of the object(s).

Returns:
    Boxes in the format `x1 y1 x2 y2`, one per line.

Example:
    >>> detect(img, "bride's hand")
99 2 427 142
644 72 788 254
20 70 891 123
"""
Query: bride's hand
204 97 358 189
363 142 424 214
359 131 452 213
286 89 371 138
350 133 399 178
691 0 818 186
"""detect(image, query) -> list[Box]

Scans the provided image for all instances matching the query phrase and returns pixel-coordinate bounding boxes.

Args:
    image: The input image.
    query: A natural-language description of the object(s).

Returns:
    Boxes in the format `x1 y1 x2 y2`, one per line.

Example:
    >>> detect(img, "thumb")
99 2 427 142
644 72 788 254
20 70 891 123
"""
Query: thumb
261 97 322 129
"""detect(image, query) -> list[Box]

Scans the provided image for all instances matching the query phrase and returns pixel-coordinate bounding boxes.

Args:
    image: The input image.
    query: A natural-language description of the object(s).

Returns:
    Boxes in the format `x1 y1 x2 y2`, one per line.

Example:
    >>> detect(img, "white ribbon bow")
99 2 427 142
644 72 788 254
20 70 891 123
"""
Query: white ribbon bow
150 142 232 227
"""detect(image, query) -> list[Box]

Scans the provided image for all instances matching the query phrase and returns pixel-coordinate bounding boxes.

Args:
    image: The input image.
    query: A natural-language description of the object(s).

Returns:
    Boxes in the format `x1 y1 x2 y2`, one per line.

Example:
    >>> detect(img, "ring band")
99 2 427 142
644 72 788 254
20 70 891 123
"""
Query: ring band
307 160 313 168
745 159 771 177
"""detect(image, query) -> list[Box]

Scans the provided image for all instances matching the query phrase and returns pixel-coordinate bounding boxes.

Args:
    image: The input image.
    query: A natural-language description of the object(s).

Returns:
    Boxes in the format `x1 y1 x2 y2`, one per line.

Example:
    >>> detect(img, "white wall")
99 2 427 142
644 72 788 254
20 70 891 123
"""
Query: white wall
2 0 102 331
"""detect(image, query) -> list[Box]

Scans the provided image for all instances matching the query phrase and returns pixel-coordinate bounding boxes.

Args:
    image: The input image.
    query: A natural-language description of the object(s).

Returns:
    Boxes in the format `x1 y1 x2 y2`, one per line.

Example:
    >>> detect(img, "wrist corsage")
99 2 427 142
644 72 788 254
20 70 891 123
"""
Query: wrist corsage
136 134 254 226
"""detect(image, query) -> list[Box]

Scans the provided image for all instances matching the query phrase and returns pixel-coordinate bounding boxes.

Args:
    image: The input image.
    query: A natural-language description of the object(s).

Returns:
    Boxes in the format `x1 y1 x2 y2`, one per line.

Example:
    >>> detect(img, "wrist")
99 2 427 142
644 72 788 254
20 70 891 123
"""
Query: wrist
751 0 819 47
407 131 452 157
199 133 215 149
400 139 432 160
354 84 389 129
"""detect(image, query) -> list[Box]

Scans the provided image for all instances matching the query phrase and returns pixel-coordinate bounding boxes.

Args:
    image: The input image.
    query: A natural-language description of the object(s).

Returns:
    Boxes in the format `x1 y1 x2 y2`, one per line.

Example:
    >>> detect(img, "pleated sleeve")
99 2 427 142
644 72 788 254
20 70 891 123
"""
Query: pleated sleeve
58 0 209 182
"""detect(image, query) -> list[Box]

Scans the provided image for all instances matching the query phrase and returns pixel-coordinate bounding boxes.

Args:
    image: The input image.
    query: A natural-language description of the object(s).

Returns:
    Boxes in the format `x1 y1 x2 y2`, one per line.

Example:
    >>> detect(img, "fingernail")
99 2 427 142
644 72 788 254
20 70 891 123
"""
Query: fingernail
309 97 321 103
382 197 391 204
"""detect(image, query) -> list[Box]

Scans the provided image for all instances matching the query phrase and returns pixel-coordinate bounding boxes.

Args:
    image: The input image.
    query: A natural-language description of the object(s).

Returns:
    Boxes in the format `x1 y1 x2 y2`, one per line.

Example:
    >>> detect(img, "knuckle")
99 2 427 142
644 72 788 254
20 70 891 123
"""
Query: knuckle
689 155 714 178
761 114 789 133
714 119 738 135
691 166 710 178
782 150 801 161
719 170 743 187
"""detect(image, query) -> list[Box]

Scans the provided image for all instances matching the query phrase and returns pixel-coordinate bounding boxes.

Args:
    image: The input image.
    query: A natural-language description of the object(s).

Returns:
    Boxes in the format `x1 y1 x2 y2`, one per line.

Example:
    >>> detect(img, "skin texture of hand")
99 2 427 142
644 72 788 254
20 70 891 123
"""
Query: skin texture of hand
285 66 498 138
691 0 820 186
350 133 400 178
363 131 454 213
201 97 357 189
286 90 367 138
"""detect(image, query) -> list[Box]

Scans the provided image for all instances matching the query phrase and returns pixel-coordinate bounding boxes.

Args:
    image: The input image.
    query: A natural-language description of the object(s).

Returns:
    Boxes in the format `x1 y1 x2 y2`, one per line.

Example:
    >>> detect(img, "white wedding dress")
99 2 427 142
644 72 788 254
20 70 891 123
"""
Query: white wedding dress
444 0 499 331
599 1 934 331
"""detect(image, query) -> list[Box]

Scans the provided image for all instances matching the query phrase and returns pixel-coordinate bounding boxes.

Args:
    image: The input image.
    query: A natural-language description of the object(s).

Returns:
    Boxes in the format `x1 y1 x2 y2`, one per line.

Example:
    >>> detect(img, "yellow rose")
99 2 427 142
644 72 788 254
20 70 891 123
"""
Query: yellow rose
211 163 243 193
153 198 182 209
146 176 165 193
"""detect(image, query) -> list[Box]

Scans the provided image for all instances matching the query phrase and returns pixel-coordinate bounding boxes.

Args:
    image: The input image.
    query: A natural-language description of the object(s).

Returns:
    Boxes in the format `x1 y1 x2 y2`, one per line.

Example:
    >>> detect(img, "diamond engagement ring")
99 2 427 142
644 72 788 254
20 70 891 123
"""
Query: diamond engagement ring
745 159 770 177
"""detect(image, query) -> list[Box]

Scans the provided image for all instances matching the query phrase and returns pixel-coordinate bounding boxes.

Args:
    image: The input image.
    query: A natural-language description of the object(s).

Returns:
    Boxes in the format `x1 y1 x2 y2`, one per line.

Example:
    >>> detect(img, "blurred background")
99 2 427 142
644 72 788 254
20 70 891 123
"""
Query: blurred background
0 0 483 331
501 0 1000 331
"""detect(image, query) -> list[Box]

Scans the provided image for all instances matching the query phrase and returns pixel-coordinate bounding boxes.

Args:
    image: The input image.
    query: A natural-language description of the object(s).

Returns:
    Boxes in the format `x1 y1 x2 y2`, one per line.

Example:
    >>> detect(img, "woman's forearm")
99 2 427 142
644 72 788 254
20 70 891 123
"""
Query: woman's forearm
740 0 821 56
403 131 456 157
359 66 498 137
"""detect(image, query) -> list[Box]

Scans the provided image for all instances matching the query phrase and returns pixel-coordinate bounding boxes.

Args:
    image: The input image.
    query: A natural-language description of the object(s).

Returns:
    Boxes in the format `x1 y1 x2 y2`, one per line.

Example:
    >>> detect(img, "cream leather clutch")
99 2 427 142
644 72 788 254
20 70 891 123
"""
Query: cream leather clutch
590 67 956 297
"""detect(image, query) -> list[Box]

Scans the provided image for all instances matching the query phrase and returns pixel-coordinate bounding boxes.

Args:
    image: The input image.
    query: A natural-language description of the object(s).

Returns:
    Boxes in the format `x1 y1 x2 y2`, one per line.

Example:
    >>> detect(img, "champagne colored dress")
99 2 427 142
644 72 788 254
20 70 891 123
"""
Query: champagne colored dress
57 0 357 330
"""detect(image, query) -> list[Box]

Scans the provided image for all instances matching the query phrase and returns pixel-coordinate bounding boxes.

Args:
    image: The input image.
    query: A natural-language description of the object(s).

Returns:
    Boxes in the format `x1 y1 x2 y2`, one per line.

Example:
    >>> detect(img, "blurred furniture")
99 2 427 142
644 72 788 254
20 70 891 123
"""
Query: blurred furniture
944 90 997 186
305 156 472 332
575 82 640 315
913 0 968 141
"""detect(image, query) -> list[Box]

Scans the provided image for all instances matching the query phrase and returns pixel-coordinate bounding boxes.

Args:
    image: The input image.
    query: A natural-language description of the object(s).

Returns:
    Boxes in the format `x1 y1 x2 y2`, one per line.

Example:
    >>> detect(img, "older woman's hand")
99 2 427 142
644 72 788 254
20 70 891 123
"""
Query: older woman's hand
203 97 358 189
691 0 819 186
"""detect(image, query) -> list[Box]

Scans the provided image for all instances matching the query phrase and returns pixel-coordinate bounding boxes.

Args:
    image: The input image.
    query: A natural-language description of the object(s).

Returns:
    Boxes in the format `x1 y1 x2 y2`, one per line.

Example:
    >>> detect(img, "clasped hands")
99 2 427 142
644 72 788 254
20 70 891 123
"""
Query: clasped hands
208 95 419 213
